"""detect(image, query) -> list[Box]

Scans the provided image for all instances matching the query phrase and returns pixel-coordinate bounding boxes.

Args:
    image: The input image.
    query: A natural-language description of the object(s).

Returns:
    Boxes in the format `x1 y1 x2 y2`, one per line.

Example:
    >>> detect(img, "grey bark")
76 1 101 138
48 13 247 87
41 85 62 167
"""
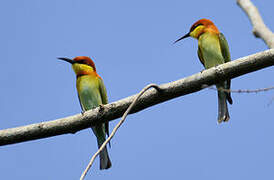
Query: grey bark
237 0 274 48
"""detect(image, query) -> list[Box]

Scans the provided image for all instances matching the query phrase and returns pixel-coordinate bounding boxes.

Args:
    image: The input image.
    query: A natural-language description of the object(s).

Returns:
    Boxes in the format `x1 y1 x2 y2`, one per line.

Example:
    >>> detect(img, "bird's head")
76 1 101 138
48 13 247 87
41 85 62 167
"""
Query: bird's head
58 56 97 76
174 19 219 43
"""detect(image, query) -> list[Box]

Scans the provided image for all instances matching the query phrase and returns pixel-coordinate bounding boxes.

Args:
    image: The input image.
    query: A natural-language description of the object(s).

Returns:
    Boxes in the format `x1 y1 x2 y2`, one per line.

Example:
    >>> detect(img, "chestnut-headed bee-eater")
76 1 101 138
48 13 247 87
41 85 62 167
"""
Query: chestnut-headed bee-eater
174 19 233 123
59 56 111 169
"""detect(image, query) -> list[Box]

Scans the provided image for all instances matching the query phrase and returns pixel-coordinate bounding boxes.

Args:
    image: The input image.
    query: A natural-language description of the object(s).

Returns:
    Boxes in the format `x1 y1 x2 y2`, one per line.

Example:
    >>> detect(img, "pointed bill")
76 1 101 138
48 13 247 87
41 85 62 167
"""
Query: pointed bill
58 57 76 64
174 32 190 44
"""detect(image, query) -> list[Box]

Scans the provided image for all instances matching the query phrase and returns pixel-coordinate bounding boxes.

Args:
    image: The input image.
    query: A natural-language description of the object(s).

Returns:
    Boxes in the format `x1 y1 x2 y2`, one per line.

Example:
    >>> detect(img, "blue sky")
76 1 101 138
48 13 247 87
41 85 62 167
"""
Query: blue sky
1 0 274 179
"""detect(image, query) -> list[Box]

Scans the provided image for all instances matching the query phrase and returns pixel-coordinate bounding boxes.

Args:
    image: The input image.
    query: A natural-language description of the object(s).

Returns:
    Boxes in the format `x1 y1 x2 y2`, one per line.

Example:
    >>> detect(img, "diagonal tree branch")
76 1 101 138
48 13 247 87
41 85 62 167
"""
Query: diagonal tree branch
237 0 274 48
0 49 274 146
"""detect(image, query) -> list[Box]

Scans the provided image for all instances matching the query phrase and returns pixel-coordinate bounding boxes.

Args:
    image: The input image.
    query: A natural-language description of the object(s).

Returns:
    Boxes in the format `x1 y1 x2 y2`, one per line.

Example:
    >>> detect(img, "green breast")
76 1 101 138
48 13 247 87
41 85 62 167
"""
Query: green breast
77 75 102 111
198 32 224 69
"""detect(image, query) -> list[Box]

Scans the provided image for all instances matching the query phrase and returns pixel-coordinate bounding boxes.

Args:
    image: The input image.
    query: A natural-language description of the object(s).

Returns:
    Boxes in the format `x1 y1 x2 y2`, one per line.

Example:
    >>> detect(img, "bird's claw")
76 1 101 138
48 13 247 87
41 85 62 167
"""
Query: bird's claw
81 111 85 116
99 104 105 112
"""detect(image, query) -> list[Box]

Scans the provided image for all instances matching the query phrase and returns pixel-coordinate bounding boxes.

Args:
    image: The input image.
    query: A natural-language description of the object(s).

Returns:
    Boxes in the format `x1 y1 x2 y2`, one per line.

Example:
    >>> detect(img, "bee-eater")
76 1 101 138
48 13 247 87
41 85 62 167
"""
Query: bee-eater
59 56 111 169
174 19 233 123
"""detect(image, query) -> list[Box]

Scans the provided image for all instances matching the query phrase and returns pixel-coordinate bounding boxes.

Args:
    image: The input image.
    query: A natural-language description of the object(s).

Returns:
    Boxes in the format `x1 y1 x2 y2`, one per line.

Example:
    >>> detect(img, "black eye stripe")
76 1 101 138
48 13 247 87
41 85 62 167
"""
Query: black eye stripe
190 23 203 32
78 60 85 64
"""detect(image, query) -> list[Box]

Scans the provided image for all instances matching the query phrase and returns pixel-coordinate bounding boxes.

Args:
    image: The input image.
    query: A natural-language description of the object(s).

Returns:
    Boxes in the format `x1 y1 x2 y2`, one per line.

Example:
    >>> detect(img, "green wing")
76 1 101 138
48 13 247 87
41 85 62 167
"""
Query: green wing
98 77 110 137
219 33 231 63
219 33 233 104
197 46 205 67
98 77 108 105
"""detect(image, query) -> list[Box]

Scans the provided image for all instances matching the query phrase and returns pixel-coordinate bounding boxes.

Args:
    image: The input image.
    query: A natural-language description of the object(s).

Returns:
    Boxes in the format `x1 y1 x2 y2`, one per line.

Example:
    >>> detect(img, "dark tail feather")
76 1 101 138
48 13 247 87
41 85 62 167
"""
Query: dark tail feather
226 92 233 105
224 80 233 105
92 126 112 170
96 134 111 170
217 86 230 123
98 144 112 170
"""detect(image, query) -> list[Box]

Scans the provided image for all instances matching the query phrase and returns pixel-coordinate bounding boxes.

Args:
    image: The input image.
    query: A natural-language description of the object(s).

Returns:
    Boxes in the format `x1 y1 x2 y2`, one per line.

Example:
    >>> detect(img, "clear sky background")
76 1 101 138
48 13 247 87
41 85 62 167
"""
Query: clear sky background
1 0 274 179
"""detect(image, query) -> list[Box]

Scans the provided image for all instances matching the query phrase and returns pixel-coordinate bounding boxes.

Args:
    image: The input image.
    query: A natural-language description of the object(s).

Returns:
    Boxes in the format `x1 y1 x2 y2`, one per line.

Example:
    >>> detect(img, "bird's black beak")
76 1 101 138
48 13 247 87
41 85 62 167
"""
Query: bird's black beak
174 32 190 44
58 57 76 64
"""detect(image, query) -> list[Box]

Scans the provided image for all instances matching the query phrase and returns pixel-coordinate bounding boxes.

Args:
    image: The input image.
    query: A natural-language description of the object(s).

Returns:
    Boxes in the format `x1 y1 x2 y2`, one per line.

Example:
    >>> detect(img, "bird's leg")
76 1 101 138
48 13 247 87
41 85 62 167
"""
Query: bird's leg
81 110 86 115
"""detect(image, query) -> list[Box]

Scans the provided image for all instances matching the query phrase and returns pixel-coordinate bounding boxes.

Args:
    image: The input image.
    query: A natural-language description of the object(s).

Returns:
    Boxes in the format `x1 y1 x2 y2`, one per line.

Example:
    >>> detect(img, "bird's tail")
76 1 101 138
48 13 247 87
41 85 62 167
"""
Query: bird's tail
216 83 231 123
92 126 112 170
97 139 112 170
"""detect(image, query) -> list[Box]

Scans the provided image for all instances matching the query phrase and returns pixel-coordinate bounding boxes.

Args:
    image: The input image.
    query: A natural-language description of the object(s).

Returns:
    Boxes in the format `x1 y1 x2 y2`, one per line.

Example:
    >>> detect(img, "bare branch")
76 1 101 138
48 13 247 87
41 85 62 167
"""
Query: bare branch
80 84 160 180
237 0 274 48
0 49 274 146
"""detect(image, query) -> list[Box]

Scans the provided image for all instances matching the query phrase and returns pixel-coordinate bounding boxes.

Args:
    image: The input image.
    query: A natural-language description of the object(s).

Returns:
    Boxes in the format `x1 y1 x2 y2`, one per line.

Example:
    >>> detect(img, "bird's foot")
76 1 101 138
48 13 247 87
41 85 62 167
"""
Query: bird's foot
99 104 105 113
81 111 86 116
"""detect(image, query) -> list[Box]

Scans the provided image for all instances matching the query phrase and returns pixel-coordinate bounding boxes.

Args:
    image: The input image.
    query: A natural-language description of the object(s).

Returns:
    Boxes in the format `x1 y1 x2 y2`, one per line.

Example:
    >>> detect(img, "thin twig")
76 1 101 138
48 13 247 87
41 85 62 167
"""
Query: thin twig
79 84 161 180
237 0 274 48
205 85 274 93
